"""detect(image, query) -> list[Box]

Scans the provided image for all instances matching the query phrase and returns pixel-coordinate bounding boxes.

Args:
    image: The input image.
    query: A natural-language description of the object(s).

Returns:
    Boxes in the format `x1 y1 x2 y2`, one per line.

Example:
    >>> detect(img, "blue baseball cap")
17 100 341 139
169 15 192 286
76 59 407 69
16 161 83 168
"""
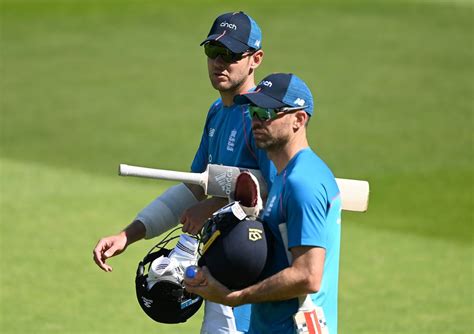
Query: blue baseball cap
234 73 314 115
200 12 262 53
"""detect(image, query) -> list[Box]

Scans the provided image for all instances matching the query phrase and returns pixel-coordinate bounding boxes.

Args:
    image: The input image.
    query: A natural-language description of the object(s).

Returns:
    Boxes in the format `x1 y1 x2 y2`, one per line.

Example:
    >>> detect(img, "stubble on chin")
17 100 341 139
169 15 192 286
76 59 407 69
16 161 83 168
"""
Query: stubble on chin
256 137 286 152
258 142 277 151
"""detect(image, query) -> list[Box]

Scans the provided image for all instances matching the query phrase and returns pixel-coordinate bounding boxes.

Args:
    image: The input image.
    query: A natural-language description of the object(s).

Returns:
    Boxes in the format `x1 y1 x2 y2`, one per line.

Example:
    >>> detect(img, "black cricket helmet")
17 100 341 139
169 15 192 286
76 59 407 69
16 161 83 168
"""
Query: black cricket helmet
135 228 203 324
198 201 268 290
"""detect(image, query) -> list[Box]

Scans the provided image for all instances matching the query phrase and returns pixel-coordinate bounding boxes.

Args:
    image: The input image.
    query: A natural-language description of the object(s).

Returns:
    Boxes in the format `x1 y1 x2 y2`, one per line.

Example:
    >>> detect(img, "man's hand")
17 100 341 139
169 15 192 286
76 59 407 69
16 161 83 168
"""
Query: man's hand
93 233 128 272
184 266 241 307
180 197 227 235
92 220 146 272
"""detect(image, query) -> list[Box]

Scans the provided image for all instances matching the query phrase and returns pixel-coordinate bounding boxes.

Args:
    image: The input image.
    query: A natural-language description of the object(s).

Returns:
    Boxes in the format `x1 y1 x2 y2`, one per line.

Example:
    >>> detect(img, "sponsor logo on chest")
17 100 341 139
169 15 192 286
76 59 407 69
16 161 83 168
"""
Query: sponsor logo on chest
227 129 237 152
264 195 277 217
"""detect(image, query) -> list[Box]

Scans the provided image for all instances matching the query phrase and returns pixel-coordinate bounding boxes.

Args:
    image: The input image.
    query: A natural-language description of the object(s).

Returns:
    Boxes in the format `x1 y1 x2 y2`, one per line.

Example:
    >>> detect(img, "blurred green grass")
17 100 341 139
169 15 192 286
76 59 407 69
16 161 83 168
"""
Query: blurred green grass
0 158 203 333
1 0 472 333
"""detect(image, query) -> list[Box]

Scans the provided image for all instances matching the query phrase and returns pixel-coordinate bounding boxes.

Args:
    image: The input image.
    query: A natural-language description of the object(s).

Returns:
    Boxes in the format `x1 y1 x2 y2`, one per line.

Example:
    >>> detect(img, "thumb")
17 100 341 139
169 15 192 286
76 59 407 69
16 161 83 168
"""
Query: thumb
201 266 211 275
104 245 119 258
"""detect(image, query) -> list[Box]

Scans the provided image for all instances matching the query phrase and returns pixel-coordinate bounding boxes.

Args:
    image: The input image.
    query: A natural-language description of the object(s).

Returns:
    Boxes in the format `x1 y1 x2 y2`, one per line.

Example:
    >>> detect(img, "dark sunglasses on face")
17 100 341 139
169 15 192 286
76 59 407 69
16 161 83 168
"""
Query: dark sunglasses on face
204 43 253 63
249 105 306 121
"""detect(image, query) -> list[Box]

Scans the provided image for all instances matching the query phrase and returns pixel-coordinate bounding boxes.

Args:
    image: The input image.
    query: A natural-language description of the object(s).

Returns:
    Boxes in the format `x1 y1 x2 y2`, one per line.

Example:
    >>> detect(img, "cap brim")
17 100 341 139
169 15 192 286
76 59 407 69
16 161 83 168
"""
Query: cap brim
200 34 249 53
234 92 287 109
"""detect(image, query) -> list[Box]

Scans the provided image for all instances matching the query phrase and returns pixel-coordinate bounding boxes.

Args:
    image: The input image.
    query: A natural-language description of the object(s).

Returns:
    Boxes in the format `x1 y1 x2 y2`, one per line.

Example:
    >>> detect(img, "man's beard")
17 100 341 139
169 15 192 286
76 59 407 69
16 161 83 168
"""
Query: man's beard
212 76 246 93
255 133 289 152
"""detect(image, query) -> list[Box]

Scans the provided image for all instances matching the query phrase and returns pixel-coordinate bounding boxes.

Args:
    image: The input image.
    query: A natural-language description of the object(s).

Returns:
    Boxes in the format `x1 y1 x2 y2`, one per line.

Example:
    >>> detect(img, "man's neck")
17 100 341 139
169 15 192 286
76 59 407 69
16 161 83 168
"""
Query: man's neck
220 79 255 107
268 136 309 173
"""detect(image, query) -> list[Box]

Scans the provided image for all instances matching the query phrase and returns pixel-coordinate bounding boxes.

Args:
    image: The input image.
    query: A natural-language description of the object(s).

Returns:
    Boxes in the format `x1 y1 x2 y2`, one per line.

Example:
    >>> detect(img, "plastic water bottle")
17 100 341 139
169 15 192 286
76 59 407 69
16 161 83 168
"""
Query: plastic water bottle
185 265 204 283
185 265 200 279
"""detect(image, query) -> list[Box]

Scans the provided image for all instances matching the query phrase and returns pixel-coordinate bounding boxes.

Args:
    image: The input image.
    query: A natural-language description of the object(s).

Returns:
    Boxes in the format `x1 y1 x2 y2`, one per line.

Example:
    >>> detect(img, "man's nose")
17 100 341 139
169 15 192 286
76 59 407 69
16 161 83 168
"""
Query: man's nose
212 55 229 66
251 116 264 125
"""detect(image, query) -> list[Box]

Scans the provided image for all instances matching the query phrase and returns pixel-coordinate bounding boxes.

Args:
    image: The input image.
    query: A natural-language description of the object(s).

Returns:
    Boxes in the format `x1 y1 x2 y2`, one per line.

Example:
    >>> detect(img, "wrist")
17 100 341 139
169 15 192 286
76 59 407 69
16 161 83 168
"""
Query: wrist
227 290 245 307
122 220 146 246
116 230 129 247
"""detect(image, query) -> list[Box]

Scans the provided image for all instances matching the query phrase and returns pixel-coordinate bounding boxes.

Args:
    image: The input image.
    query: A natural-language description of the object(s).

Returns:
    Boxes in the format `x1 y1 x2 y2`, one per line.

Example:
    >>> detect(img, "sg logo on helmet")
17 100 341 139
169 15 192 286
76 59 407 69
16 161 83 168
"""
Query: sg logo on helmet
248 228 263 241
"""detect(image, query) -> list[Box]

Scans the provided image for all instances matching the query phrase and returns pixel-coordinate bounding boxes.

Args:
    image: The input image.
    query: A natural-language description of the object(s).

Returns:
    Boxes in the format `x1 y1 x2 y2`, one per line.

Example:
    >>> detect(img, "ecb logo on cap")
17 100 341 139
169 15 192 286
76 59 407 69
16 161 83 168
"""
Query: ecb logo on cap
261 80 272 87
248 228 263 241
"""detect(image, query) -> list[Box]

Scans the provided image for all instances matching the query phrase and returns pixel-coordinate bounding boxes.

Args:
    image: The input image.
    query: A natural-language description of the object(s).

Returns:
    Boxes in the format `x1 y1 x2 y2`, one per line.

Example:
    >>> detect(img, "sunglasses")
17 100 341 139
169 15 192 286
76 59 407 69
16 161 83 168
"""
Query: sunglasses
249 105 306 121
204 43 253 63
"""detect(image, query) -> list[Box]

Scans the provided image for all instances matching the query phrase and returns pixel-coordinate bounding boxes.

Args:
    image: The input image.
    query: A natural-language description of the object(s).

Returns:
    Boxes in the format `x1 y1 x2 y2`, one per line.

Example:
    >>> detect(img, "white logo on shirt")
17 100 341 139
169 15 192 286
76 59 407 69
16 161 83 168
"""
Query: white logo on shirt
264 195 277 217
227 129 237 152
209 128 216 137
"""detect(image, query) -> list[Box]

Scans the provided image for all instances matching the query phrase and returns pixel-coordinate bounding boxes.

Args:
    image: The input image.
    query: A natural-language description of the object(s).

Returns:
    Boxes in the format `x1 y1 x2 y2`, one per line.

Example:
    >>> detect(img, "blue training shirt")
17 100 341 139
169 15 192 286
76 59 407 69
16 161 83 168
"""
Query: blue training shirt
250 147 342 334
191 98 276 332
191 98 275 185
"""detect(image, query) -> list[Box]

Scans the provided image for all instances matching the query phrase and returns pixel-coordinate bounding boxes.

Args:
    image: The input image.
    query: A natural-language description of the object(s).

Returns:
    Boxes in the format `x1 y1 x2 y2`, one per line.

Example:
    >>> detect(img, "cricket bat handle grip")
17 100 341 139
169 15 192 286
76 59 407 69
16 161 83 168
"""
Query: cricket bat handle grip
118 164 205 186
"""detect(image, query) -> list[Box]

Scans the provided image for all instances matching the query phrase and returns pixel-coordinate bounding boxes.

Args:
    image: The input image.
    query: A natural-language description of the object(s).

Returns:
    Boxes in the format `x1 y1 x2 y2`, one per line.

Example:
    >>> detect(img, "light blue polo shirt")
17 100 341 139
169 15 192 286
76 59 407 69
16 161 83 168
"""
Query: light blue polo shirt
250 147 342 334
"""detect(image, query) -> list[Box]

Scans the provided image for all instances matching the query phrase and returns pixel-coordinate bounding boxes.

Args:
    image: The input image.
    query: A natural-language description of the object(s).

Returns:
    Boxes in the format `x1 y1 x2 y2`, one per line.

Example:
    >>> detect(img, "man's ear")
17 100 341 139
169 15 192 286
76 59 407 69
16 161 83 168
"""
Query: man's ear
294 110 309 130
250 50 264 69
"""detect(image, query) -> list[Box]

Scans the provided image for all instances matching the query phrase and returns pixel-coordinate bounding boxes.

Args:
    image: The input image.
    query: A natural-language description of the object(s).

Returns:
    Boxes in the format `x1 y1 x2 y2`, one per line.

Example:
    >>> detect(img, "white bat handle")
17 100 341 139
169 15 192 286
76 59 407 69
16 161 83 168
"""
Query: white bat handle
119 164 206 187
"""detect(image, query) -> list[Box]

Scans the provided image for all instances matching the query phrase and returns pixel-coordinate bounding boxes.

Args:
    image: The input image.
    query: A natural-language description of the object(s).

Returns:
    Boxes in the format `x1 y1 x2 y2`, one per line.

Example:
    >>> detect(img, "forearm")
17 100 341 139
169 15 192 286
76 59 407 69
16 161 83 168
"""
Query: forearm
229 266 312 306
184 183 207 201
226 247 325 306
185 183 227 213
121 219 146 246
200 196 228 214
180 195 228 234
185 247 323 307
136 183 200 238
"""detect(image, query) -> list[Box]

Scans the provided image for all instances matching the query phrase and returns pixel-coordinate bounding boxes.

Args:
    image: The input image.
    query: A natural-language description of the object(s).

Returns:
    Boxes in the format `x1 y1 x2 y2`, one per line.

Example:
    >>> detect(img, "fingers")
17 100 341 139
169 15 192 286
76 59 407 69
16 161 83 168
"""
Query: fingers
184 277 206 294
184 273 207 289
201 266 211 276
104 243 120 258
180 203 213 235
92 238 116 272
184 266 230 305
180 215 201 235
180 215 190 234
184 281 196 294
93 242 111 272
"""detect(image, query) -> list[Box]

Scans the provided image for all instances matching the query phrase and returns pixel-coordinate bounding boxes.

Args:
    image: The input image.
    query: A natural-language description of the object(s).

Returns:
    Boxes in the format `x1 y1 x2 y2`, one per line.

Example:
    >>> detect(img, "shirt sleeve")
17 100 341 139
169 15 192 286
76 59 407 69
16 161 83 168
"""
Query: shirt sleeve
285 179 329 249
190 104 216 173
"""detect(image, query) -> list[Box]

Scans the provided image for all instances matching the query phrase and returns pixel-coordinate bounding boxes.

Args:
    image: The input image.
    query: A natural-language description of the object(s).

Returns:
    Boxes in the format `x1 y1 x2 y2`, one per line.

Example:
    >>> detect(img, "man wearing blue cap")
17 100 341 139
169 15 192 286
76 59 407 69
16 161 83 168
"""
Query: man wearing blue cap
93 12 275 333
185 73 342 333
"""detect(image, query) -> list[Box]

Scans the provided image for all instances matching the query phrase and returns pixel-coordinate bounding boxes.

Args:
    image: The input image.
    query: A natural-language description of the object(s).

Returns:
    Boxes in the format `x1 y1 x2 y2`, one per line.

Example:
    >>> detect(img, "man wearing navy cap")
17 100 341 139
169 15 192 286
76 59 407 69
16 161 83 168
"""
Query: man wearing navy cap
186 73 342 333
93 12 275 333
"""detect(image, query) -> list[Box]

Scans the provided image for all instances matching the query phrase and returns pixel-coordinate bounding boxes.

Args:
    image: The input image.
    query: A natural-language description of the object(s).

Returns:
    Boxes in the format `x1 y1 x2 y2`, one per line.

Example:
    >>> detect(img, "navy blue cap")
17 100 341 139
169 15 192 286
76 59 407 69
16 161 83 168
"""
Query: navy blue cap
234 73 314 115
200 12 262 53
